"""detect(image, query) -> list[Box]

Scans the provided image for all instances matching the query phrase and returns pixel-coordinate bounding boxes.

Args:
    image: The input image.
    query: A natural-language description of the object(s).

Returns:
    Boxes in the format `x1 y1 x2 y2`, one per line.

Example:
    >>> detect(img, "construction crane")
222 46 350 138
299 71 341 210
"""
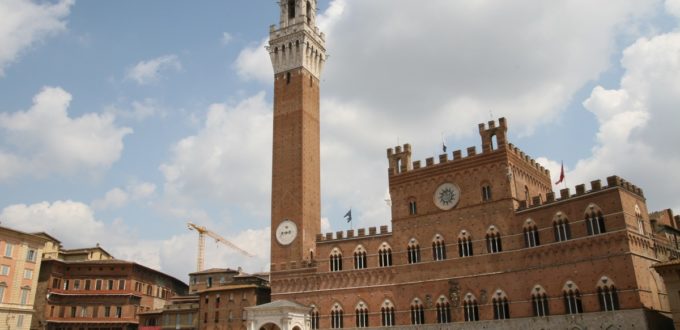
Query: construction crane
187 222 255 272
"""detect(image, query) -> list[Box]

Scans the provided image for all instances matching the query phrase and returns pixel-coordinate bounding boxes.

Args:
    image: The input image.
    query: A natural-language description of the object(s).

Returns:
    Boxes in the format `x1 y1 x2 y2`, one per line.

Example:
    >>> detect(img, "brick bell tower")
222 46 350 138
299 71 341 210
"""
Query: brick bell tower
268 0 326 269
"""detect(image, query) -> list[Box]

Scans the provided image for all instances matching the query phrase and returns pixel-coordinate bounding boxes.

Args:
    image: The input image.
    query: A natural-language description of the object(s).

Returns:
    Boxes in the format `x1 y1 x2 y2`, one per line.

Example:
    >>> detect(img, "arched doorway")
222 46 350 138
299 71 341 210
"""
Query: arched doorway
259 323 281 330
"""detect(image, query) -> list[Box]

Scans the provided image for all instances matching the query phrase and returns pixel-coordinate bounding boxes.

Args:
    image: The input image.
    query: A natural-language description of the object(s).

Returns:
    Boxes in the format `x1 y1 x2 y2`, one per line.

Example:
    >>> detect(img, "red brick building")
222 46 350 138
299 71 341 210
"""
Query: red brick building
32 259 188 330
250 1 680 329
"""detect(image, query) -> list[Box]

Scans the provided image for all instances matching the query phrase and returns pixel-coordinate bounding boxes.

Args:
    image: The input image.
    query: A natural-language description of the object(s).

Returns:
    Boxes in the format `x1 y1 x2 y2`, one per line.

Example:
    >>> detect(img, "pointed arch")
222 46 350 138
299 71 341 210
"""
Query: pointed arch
330 302 344 329
458 230 473 257
553 212 571 242
635 204 645 235
380 299 395 326
597 276 620 311
492 289 510 320
410 298 425 325
463 293 479 322
563 281 583 314
310 304 320 329
486 226 502 253
523 219 540 248
330 247 343 272
378 242 393 267
585 204 606 235
530 285 549 317
355 300 369 328
353 245 367 269
432 234 447 261
436 295 451 323
407 238 421 264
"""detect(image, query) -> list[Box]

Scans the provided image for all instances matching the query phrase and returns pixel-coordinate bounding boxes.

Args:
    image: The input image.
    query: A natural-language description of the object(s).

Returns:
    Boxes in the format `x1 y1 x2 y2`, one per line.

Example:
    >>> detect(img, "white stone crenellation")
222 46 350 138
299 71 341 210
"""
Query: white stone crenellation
268 0 326 79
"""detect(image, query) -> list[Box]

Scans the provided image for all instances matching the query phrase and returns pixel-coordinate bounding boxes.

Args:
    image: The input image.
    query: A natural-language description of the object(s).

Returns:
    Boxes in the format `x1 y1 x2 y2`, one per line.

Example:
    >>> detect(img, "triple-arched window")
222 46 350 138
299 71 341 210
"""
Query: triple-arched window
492 290 510 320
597 276 620 311
410 298 425 325
458 230 473 257
523 219 540 248
486 226 502 253
435 296 451 323
330 303 343 329
432 234 447 261
310 305 320 329
380 300 395 326
407 239 421 264
463 293 480 322
563 281 583 314
329 248 342 272
355 301 369 328
531 285 549 317
378 243 392 267
585 204 606 235
553 213 571 242
353 246 367 270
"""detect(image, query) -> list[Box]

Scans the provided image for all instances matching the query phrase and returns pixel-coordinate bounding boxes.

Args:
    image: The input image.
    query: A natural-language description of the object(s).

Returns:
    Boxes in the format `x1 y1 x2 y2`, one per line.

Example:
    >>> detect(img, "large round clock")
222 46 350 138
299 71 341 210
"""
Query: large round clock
434 183 461 210
275 219 298 246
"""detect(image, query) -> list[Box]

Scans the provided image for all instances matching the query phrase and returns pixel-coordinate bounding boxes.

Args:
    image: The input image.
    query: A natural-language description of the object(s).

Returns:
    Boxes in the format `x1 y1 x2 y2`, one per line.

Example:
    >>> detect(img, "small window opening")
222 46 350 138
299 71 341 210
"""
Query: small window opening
286 72 291 84
288 0 296 19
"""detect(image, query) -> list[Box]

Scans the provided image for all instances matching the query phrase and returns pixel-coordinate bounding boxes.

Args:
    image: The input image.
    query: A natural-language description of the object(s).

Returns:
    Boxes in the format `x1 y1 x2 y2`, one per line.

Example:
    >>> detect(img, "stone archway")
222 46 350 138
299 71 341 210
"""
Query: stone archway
259 323 281 330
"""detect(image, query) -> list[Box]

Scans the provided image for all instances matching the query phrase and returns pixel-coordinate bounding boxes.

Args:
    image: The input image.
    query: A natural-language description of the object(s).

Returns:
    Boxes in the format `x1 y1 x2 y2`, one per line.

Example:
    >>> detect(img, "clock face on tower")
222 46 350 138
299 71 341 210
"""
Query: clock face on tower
276 219 298 246
433 183 461 210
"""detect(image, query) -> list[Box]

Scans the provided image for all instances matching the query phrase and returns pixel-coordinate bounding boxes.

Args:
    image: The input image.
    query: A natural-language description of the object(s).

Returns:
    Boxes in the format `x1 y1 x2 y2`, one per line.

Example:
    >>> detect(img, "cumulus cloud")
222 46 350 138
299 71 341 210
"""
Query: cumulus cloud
567 29 680 212
106 98 163 121
159 92 273 220
0 0 73 76
92 182 156 210
233 39 271 83
0 87 132 180
126 55 182 85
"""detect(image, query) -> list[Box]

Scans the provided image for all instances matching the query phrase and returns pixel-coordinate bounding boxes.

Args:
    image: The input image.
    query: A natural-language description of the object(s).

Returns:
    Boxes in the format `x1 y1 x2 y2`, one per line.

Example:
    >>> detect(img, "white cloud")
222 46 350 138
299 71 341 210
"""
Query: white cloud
106 98 163 121
1 201 107 247
0 200 269 281
667 0 680 17
126 55 182 85
159 92 273 220
221 32 233 45
566 29 680 212
0 0 73 76
233 39 271 83
0 87 132 180
92 182 157 210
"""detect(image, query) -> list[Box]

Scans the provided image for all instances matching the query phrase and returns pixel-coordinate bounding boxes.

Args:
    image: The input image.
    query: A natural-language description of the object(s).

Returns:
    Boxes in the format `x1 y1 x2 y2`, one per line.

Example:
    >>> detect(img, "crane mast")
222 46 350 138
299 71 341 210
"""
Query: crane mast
187 222 254 272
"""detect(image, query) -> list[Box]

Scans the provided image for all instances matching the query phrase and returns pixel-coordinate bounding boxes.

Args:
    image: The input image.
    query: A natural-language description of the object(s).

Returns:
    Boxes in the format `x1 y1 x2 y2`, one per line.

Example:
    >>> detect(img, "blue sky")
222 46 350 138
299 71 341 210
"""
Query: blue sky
1 0 680 281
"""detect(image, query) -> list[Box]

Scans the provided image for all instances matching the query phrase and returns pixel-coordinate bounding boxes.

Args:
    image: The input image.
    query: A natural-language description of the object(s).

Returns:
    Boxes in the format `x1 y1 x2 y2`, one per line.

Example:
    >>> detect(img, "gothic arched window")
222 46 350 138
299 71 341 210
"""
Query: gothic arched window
486 226 502 253
436 296 451 323
524 219 540 248
563 281 583 315
585 204 606 235
329 248 343 272
531 285 549 317
353 245 367 270
407 239 421 264
310 305 320 329
378 243 392 267
458 230 473 257
432 234 446 261
410 298 425 325
355 301 369 328
553 213 571 242
463 293 479 322
380 300 395 326
331 303 344 329
492 290 510 320
597 276 620 311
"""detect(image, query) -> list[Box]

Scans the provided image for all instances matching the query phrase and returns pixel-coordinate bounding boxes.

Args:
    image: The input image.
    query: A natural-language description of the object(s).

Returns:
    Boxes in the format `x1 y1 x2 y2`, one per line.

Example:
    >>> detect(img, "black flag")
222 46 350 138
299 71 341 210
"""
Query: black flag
344 209 352 223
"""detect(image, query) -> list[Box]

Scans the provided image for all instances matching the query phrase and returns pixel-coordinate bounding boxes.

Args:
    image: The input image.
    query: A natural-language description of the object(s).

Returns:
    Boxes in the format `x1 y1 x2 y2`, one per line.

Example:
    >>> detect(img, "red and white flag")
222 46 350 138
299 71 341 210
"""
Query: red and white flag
555 161 565 185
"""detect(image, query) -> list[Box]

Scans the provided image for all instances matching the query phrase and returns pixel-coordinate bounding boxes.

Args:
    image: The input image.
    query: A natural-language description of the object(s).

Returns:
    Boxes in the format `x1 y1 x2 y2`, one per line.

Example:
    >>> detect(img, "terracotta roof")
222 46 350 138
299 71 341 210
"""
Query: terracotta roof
189 268 240 275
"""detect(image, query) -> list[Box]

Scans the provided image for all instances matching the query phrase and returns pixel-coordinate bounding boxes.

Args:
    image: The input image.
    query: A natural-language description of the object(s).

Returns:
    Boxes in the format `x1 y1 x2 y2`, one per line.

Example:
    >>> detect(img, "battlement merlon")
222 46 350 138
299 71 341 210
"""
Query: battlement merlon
316 226 391 243
479 117 508 153
387 144 412 176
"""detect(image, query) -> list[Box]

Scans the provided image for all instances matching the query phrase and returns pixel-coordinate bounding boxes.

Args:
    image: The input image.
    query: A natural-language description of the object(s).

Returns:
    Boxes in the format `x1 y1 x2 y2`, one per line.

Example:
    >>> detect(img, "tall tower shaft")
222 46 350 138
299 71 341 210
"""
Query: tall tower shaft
269 0 326 270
